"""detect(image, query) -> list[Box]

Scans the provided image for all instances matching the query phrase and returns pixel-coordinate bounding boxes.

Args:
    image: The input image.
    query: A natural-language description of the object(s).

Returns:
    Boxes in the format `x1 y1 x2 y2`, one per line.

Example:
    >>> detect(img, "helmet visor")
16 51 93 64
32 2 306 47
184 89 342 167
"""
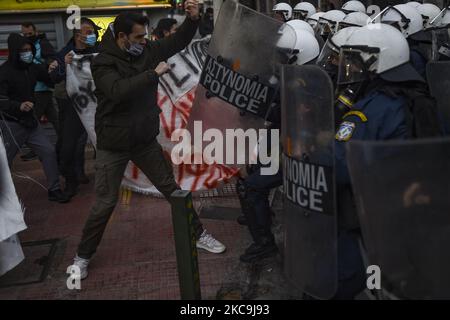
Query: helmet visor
342 8 355 14
276 46 299 65
273 10 289 22
337 47 377 85
318 18 335 37
317 39 340 77
293 10 308 20
275 23 299 64
336 21 359 31
307 17 319 29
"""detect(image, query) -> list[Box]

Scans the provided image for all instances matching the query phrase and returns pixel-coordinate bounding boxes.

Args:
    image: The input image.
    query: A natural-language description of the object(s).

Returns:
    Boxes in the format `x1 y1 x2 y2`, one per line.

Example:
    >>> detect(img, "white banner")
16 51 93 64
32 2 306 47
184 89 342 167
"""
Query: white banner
0 136 26 241
0 136 26 275
0 235 24 276
66 53 98 148
66 37 238 196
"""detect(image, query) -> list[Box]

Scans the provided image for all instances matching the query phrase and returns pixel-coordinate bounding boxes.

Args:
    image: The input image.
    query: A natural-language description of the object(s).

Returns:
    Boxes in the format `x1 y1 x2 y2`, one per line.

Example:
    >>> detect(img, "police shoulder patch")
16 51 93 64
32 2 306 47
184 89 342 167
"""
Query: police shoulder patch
335 121 356 142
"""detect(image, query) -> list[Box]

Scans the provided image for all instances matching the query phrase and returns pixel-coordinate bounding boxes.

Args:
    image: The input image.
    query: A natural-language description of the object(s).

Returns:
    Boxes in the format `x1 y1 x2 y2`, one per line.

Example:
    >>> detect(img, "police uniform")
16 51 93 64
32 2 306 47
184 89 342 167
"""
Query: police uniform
336 90 409 184
238 164 282 262
334 89 410 299
238 100 282 263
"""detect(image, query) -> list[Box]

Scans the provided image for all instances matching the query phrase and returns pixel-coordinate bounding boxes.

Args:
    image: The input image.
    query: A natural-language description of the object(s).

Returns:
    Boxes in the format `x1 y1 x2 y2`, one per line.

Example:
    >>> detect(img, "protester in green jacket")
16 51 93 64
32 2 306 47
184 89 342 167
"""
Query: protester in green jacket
71 1 226 280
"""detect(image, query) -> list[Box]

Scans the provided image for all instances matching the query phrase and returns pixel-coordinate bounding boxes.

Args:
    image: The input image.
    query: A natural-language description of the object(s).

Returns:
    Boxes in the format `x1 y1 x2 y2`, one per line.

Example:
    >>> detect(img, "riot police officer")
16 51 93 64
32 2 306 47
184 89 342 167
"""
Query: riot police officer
293 2 316 21
323 23 429 298
238 26 320 264
377 4 429 77
341 0 366 14
317 10 346 40
272 2 293 22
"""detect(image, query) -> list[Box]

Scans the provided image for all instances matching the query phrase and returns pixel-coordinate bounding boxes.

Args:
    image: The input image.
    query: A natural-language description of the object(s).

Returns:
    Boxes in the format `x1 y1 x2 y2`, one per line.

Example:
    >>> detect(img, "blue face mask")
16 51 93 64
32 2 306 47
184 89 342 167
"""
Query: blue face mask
19 51 34 64
85 34 97 47
125 38 145 57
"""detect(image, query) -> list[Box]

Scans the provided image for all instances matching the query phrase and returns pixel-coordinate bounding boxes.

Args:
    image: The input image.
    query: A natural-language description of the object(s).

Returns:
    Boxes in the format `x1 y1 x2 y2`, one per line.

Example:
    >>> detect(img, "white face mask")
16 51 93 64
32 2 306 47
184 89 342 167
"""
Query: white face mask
125 37 145 56
20 51 33 64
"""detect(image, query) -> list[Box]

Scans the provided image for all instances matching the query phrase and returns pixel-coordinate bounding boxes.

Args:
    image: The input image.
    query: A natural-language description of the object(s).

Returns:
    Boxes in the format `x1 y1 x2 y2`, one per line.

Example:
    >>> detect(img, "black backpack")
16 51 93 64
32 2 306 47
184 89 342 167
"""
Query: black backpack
406 89 443 138
380 84 443 138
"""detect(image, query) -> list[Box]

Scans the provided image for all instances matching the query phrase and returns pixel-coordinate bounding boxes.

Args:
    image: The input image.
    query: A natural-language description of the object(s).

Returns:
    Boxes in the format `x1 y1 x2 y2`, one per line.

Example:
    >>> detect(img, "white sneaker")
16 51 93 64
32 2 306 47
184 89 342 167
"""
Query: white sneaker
196 230 226 254
71 255 90 280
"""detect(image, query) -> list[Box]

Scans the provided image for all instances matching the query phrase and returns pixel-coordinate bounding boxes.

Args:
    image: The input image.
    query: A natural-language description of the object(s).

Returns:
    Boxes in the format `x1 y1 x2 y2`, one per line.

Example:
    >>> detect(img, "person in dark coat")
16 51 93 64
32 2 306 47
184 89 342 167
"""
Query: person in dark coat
0 33 69 203
71 1 226 280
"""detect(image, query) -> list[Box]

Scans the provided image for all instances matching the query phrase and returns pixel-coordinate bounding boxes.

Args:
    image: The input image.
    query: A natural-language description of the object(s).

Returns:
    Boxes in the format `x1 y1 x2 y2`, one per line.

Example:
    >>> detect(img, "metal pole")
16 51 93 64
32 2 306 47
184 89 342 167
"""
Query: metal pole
170 190 202 300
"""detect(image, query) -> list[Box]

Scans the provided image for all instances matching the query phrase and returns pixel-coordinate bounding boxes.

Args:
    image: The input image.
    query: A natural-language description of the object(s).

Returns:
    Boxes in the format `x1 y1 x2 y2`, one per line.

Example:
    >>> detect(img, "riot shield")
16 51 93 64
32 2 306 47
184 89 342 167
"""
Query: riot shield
346 138 450 299
186 0 296 166
281 65 337 299
427 61 450 134
430 27 450 61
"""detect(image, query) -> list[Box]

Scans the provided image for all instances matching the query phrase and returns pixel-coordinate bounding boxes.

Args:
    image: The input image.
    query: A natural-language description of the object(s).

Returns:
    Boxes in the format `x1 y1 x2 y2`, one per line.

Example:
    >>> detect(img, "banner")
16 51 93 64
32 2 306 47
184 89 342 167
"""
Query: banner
66 36 238 196
0 136 26 276
66 53 98 148
0 0 170 11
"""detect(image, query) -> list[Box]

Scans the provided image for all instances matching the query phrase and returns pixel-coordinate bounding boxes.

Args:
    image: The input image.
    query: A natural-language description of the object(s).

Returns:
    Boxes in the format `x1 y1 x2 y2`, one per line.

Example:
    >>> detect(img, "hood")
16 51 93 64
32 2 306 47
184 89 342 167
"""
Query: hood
7 33 36 68
98 26 130 61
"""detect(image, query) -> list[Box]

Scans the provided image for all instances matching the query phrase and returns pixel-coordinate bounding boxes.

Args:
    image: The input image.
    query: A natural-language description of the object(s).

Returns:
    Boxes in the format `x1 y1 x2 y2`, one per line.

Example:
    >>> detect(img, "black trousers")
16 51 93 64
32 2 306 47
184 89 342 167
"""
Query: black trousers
56 98 87 182
77 141 203 259
34 91 59 132
239 165 283 244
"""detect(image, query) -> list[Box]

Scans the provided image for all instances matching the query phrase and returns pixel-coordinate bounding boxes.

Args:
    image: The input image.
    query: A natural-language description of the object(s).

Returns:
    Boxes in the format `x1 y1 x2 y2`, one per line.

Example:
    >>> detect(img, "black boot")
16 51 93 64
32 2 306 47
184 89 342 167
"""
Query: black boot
48 189 70 203
240 234 278 263
64 179 79 198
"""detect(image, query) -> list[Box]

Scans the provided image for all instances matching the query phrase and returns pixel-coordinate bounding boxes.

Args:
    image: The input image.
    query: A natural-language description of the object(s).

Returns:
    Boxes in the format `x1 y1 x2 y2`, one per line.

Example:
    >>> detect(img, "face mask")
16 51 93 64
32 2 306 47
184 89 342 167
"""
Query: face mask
125 37 144 56
85 34 97 47
20 51 34 64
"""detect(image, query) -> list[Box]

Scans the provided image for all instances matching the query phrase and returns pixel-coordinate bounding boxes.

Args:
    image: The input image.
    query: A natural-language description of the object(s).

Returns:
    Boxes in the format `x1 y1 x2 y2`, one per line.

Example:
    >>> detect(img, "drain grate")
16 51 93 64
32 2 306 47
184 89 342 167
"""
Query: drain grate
0 238 59 288
195 183 237 198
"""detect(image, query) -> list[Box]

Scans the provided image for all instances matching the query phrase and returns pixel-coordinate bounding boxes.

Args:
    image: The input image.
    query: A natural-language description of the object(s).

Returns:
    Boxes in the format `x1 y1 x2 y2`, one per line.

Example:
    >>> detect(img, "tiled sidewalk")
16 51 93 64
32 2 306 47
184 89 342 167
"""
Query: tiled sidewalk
0 154 249 300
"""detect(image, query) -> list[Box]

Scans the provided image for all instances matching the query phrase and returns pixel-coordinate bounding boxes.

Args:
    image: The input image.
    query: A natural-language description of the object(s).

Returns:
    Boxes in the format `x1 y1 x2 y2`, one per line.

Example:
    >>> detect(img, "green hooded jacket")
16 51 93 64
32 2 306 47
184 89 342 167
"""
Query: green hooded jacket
92 17 199 152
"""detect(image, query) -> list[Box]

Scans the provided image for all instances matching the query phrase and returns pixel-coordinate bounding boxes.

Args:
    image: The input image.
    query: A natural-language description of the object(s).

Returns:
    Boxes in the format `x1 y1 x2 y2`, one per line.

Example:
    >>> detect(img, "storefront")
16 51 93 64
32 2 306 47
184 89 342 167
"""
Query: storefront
0 0 172 64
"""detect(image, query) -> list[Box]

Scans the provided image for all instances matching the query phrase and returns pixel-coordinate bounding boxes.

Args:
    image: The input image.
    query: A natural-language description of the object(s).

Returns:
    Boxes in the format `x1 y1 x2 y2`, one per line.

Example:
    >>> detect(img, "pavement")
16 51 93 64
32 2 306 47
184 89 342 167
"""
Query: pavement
0 121 310 300
0 147 253 300
0 144 374 300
